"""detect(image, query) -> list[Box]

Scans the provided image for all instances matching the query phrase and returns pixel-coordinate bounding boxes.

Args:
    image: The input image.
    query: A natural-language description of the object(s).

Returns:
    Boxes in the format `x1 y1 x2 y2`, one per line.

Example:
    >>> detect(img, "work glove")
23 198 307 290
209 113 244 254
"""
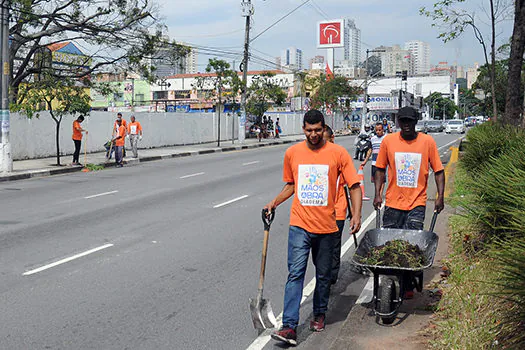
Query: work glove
139 136 142 141
126 134 130 139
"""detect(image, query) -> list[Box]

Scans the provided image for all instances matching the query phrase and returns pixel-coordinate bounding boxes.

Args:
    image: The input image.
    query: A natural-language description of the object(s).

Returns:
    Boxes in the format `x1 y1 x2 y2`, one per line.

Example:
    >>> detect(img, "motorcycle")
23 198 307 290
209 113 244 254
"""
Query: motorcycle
354 133 372 161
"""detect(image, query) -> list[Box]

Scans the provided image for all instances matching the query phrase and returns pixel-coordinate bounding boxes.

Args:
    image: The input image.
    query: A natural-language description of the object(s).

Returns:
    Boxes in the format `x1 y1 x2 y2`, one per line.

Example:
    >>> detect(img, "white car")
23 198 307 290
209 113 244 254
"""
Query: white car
445 119 465 134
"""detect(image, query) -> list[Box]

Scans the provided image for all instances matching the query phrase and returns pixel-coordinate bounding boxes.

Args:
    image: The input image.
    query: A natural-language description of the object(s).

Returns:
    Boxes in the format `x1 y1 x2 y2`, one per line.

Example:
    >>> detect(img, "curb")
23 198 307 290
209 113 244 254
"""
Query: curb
0 137 305 183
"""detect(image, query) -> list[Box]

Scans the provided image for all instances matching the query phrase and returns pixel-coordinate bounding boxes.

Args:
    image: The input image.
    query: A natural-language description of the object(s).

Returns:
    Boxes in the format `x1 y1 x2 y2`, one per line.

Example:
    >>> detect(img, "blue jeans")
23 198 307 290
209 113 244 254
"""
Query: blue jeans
282 226 335 329
382 206 426 230
115 146 123 165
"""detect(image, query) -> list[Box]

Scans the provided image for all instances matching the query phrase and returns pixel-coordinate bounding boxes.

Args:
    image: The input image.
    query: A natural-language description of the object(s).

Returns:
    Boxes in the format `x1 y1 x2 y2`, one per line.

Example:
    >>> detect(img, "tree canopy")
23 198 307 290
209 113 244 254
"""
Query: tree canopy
8 0 189 98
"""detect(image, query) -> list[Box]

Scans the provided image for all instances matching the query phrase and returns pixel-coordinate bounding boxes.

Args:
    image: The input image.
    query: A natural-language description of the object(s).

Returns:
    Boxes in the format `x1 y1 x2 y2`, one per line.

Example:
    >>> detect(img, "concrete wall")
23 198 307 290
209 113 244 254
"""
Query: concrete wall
10 111 311 160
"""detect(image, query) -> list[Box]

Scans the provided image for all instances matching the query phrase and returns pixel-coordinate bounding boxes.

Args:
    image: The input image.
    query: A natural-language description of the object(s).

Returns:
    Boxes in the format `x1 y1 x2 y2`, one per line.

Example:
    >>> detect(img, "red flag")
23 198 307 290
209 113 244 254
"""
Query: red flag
325 63 334 81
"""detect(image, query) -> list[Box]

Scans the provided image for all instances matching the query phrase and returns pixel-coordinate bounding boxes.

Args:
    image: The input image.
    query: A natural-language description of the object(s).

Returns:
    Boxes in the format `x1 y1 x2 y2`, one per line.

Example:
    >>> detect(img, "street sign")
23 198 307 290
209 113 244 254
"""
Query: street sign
317 19 344 49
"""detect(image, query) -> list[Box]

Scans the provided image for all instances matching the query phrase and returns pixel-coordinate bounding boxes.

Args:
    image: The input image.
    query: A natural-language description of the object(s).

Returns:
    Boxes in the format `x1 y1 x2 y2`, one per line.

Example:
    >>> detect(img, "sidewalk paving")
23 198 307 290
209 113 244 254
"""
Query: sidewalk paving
0 134 306 182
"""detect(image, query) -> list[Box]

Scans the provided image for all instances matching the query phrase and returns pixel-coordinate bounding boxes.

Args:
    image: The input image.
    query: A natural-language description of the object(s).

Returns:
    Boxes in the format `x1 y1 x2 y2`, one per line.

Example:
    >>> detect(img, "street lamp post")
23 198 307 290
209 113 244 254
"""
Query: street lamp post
361 49 385 133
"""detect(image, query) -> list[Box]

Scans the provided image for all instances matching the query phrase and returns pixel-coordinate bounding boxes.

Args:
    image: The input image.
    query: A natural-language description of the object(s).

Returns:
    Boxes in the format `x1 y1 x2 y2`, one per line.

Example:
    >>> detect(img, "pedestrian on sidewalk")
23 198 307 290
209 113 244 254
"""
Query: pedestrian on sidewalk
275 117 281 138
112 118 126 167
72 116 87 166
114 113 127 158
127 115 143 158
361 122 387 194
322 125 348 285
373 106 445 229
264 109 363 346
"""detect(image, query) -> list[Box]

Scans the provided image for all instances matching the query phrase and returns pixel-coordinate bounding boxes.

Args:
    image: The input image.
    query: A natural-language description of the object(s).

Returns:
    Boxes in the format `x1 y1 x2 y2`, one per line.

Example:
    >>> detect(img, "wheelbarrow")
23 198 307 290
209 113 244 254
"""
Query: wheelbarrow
351 209 439 324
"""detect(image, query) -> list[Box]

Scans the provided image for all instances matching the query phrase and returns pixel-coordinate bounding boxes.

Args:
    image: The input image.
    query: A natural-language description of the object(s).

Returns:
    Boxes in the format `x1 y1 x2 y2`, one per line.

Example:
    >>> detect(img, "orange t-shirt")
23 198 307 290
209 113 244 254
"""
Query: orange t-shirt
72 120 82 140
334 179 347 220
115 125 126 146
128 121 142 135
114 119 127 131
375 132 444 211
283 141 360 234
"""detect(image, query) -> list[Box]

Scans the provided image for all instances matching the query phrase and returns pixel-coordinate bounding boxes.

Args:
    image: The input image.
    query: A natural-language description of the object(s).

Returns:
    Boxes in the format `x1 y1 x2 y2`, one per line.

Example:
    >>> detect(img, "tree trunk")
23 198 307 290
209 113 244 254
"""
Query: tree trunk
490 0 498 121
55 120 61 166
504 0 525 126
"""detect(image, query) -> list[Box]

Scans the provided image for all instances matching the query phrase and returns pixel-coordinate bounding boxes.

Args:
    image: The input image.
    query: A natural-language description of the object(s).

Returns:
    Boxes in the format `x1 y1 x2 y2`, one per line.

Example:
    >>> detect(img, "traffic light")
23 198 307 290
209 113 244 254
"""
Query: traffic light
366 95 371 103
401 70 408 81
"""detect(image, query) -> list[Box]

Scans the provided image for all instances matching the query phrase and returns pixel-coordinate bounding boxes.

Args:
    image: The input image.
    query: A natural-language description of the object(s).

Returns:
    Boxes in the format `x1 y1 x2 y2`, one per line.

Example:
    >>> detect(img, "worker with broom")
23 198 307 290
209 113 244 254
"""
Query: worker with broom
72 116 87 166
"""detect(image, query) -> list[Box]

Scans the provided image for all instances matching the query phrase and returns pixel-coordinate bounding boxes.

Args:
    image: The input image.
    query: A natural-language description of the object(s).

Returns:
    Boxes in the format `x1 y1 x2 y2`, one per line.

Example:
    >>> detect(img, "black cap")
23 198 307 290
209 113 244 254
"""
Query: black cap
398 106 419 120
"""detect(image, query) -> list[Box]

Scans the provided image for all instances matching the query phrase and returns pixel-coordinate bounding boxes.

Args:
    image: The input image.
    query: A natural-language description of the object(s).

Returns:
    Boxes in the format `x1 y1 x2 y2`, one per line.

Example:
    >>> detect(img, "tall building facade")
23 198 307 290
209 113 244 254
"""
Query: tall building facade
379 45 411 77
309 55 324 69
184 47 197 74
467 62 480 89
151 44 197 77
344 19 361 67
280 47 303 71
404 40 431 76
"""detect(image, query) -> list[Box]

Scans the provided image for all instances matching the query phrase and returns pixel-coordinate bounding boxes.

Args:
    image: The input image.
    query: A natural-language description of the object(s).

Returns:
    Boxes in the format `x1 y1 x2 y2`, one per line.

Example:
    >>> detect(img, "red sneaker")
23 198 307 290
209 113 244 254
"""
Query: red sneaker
309 313 326 332
271 326 297 346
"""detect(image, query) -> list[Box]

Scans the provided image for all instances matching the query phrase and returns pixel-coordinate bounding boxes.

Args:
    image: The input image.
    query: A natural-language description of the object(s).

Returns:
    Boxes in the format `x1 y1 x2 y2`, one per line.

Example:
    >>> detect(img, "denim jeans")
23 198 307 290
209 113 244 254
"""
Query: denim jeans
115 146 123 165
382 206 426 230
282 226 335 329
331 220 345 284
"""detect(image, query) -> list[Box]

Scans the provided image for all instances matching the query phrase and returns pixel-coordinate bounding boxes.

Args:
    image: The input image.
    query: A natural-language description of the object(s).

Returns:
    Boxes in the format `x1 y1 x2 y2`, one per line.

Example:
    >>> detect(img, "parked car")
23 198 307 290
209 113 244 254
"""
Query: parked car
415 120 428 133
445 119 466 134
426 120 444 133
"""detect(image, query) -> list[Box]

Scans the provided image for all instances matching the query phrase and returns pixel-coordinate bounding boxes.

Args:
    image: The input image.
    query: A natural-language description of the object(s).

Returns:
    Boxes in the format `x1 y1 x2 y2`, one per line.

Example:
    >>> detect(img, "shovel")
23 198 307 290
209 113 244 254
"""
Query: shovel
249 208 277 330
343 184 358 247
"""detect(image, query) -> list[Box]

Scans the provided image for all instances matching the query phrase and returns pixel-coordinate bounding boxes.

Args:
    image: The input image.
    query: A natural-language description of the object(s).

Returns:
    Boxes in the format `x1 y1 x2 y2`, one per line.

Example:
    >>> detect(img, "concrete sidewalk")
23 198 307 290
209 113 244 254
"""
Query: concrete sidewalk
0 134 306 182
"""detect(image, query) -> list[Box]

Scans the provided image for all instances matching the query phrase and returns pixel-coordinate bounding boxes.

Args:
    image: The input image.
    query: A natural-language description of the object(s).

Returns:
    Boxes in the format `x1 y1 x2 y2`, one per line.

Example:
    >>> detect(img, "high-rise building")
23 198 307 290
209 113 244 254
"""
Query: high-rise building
379 45 411 77
275 57 282 70
151 43 197 77
309 55 324 70
280 47 303 71
404 40 431 76
184 47 197 74
467 62 480 89
343 19 361 67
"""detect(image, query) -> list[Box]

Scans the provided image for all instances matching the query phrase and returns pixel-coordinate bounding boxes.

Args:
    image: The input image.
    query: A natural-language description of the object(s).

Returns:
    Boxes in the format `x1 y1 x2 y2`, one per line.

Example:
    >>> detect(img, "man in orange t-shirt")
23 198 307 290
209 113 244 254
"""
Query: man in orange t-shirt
374 106 445 230
112 118 126 167
127 115 143 158
323 125 349 285
72 116 87 165
264 110 362 346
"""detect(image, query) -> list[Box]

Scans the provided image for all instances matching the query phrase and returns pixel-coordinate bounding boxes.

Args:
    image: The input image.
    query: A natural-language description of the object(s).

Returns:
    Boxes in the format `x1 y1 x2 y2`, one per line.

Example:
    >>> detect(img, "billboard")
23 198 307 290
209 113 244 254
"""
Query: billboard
317 19 344 49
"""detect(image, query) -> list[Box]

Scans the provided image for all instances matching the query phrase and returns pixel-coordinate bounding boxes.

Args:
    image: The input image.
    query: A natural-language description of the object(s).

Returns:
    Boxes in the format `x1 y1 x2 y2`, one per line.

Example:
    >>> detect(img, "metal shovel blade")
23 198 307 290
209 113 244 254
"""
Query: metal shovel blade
249 297 277 330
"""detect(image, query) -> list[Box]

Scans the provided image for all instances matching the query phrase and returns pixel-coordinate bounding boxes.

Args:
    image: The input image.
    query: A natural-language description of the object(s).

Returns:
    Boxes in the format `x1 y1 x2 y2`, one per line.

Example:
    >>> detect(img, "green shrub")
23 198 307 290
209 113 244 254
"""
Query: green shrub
460 123 525 177
462 144 525 242
490 238 525 348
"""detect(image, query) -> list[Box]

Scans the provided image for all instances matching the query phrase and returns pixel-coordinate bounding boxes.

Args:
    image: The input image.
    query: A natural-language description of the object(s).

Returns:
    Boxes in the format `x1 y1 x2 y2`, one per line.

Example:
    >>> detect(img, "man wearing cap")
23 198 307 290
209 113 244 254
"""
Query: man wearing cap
373 106 445 230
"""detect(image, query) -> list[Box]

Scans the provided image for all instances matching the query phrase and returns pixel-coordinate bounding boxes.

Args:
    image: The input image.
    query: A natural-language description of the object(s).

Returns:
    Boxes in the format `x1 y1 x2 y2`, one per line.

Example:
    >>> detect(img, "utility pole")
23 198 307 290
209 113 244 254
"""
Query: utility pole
239 0 253 144
0 0 11 173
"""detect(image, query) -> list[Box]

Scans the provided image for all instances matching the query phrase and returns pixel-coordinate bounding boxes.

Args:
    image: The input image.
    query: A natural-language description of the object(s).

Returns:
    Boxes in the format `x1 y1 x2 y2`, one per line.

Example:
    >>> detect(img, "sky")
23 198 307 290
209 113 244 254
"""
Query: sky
154 0 514 72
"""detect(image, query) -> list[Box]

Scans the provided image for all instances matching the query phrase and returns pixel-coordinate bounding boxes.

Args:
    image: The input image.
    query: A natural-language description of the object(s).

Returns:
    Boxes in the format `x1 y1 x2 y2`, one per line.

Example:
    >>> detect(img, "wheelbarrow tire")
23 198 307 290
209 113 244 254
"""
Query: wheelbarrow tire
379 277 397 324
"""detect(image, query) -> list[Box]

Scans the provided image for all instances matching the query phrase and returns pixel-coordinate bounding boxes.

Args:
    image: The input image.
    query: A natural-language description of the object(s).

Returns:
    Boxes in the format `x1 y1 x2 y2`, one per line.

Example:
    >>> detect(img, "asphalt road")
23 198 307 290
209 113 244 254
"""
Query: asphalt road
0 132 463 350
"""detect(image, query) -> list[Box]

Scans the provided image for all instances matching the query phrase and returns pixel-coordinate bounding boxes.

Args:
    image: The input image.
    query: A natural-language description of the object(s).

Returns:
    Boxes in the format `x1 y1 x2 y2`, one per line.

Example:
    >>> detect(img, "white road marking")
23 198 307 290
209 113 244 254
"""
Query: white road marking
213 195 249 208
242 161 260 166
22 243 114 276
246 209 378 350
84 190 118 199
438 137 462 151
179 172 205 179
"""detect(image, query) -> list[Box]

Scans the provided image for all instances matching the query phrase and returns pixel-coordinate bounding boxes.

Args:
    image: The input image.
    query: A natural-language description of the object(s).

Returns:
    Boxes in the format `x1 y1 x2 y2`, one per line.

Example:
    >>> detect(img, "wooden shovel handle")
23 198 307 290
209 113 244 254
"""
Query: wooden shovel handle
258 228 270 291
